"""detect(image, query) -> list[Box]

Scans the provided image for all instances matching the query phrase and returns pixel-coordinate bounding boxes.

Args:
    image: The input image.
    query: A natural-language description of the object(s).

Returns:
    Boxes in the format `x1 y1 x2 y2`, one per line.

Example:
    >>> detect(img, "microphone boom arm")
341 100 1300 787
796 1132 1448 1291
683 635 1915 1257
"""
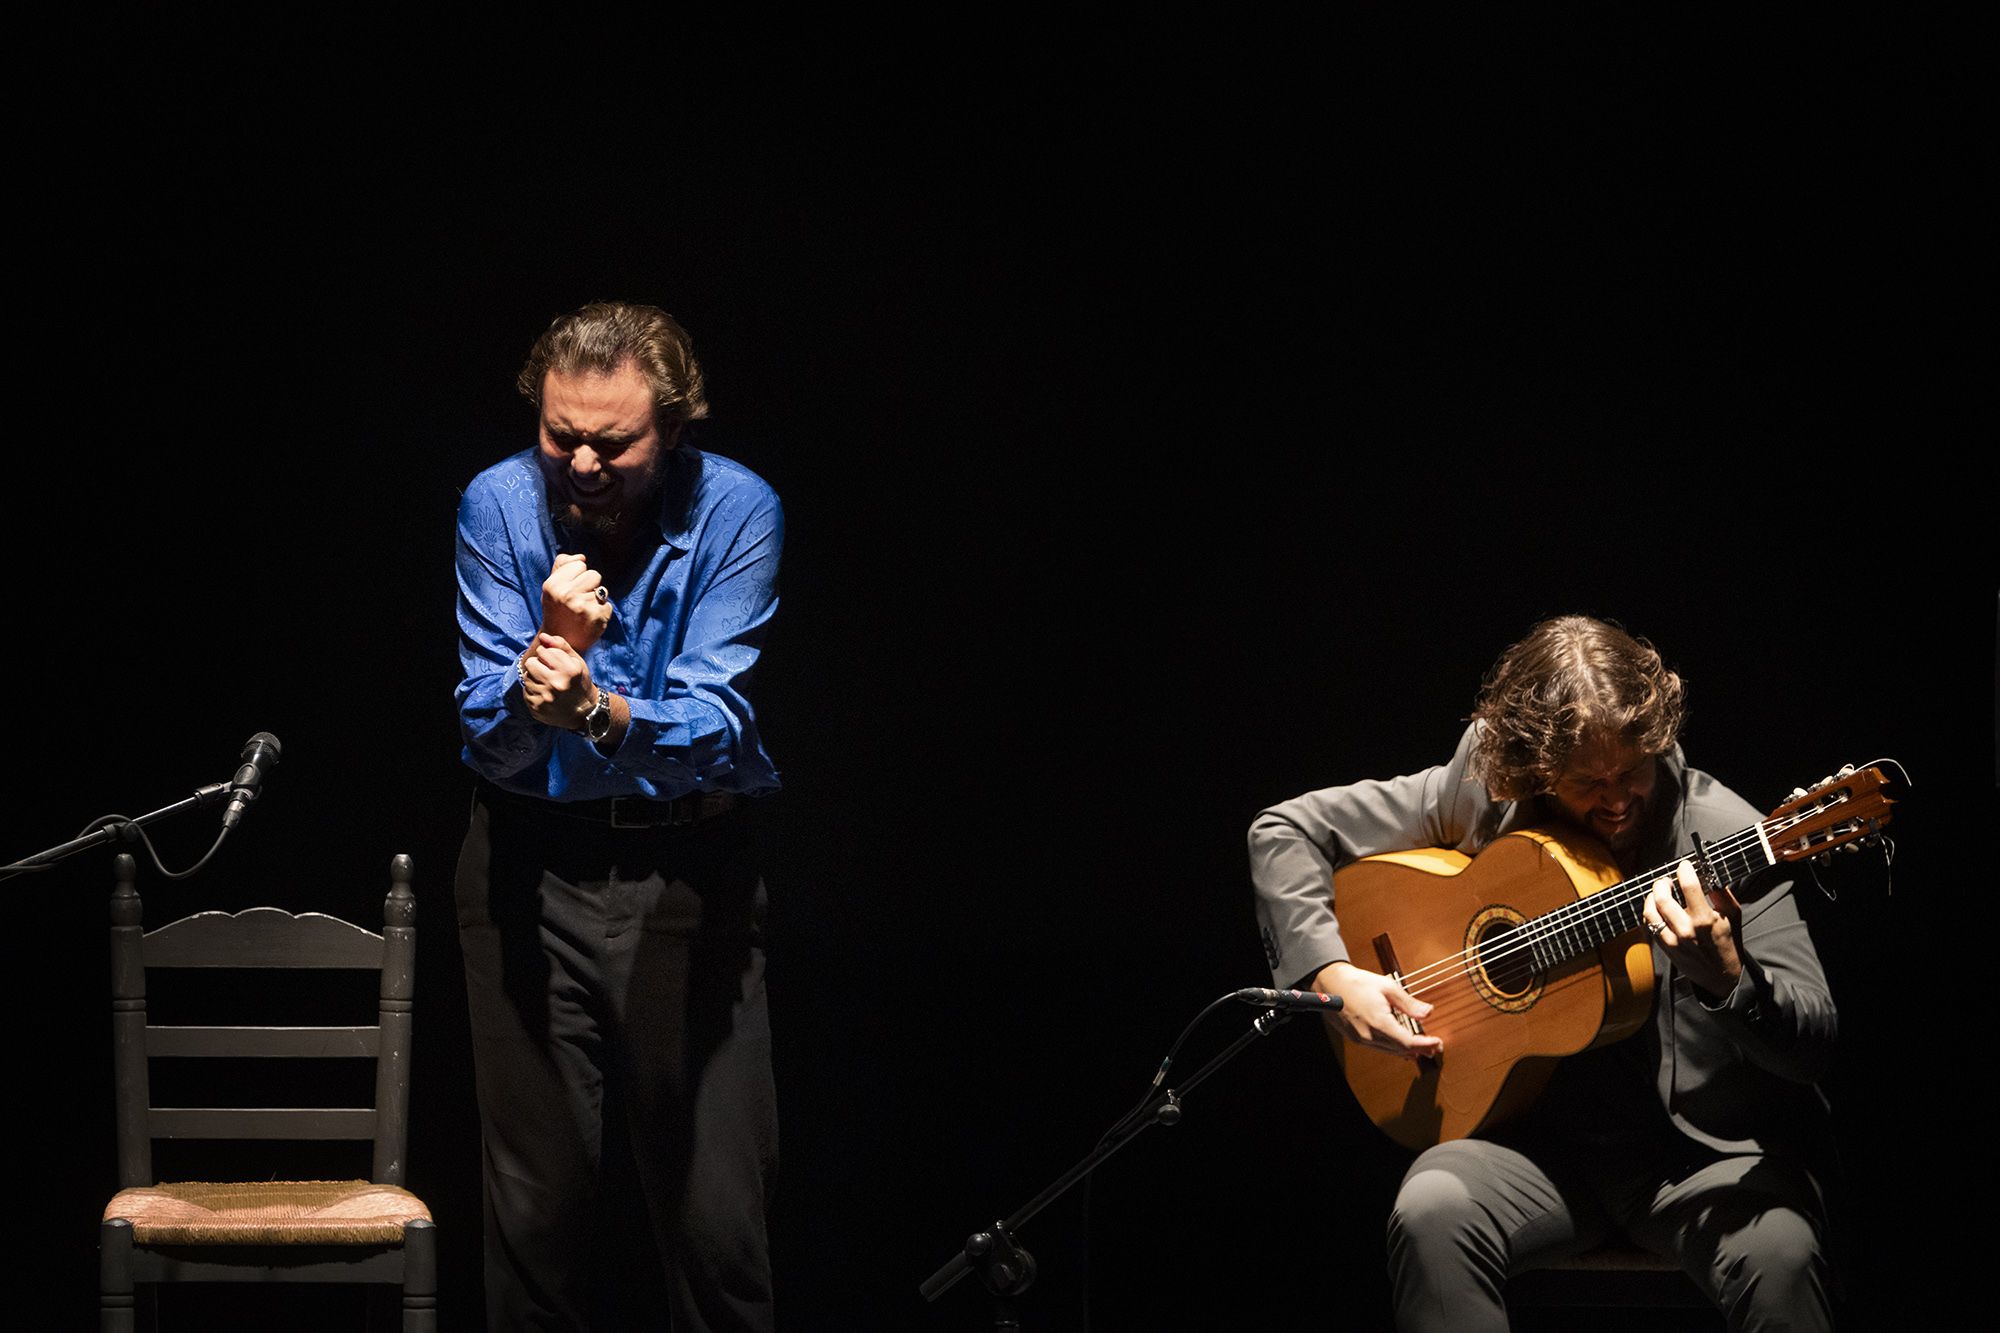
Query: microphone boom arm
2 783 231 879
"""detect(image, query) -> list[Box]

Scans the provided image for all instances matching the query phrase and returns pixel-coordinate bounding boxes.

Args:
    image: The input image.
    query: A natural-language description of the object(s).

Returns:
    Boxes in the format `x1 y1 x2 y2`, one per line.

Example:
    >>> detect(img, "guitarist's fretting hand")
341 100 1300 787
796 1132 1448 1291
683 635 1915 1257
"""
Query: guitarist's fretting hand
1313 961 1445 1062
1643 859 1745 1000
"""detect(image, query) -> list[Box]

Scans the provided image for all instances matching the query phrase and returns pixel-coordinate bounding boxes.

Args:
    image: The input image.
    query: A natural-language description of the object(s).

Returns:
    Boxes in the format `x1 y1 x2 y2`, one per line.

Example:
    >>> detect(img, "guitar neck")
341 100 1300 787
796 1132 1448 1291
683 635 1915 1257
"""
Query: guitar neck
1525 819 1776 969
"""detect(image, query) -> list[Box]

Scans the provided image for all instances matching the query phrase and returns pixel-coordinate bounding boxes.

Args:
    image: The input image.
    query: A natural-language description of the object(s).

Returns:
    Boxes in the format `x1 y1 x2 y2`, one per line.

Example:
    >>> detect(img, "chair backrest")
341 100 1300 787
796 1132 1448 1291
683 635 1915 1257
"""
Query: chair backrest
109 852 416 1191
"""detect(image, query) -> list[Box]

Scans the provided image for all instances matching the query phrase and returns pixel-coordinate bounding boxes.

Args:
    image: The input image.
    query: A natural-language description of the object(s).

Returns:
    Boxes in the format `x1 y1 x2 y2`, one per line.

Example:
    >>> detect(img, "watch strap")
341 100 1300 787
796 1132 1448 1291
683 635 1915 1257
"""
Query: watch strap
582 687 613 743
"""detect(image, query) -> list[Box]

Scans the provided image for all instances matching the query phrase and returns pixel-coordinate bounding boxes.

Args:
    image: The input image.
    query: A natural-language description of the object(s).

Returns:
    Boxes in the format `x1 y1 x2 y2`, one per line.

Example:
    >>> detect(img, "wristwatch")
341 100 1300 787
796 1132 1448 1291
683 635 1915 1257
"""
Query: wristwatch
581 687 613 744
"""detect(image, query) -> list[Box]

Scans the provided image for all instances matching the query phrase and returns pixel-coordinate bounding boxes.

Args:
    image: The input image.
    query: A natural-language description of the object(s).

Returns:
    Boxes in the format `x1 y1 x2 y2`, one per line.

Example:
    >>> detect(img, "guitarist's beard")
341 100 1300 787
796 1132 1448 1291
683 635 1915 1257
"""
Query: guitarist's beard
1536 788 1664 872
1550 794 1662 876
1581 797 1650 853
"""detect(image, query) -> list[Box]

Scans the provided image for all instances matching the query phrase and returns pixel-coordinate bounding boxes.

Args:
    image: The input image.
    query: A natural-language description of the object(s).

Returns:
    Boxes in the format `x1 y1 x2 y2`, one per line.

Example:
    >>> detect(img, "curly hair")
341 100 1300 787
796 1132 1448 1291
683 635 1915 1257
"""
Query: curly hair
1468 615 1687 801
517 301 710 427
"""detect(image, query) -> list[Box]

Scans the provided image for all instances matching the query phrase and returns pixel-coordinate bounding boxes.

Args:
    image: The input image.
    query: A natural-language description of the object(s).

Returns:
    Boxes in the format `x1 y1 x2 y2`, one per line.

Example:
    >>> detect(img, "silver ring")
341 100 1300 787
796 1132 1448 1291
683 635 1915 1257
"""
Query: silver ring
594 587 609 604
1647 922 1663 936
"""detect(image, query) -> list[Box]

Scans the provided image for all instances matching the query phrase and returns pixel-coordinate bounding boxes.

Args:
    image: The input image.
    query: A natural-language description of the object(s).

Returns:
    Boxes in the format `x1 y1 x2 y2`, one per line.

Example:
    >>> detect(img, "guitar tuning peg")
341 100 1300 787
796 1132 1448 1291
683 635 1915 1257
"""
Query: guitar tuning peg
1789 787 1808 800
1836 764 1856 778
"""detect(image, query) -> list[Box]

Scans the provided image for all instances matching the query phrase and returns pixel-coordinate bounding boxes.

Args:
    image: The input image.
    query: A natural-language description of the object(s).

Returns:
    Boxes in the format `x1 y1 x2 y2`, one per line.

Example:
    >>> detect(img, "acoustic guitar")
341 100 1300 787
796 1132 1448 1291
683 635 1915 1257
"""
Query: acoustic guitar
1324 765 1895 1151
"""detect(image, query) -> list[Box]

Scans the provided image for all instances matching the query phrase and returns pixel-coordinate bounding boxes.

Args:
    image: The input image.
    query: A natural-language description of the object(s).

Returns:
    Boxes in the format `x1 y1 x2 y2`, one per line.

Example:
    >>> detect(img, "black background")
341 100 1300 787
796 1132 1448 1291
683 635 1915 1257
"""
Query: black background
9 10 1987 1330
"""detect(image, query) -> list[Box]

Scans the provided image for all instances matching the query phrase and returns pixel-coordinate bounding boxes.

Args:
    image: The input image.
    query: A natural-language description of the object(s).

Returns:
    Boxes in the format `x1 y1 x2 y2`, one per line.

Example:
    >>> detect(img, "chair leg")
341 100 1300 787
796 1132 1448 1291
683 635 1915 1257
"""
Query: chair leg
402 1218 438 1333
100 1218 135 1333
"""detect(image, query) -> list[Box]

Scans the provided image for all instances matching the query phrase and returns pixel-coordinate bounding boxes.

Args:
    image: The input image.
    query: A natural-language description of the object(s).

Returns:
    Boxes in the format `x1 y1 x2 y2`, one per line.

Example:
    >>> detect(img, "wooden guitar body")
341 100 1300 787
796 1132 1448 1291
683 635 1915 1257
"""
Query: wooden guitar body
1326 829 1654 1151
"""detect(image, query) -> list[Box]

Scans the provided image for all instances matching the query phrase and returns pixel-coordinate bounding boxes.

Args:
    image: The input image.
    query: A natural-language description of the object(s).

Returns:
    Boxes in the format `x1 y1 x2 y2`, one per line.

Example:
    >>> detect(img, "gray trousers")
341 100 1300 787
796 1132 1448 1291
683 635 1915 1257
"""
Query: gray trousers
456 787 778 1332
1387 1131 1832 1331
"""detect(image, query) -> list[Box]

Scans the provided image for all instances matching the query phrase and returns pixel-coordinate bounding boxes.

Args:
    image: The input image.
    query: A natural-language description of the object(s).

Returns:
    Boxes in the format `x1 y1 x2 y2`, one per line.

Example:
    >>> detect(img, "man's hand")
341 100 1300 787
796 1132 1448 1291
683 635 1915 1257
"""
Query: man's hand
540 552 611 651
521 633 597 729
1313 961 1444 1061
1643 858 1745 1000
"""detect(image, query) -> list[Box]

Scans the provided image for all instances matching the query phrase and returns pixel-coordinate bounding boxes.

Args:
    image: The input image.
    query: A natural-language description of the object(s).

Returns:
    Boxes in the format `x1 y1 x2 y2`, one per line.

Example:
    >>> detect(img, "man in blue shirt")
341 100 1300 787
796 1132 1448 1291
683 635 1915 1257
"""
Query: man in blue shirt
454 301 783 1331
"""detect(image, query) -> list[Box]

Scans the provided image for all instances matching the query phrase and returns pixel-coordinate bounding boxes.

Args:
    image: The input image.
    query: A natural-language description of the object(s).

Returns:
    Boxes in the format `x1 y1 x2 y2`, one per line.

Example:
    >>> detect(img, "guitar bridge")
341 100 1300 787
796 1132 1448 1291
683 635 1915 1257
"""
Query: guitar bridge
1372 932 1423 1036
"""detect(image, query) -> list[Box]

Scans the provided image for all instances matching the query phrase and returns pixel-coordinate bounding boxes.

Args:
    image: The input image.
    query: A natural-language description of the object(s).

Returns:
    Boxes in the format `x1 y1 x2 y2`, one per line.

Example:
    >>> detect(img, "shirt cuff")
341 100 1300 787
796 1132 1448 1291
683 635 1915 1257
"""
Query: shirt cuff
1696 957 1766 1023
503 656 533 718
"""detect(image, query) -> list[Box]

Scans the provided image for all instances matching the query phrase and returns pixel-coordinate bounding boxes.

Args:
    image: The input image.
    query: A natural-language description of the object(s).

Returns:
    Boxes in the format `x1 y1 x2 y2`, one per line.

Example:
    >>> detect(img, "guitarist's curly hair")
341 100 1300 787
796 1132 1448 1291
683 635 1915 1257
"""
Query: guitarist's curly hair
1468 615 1686 801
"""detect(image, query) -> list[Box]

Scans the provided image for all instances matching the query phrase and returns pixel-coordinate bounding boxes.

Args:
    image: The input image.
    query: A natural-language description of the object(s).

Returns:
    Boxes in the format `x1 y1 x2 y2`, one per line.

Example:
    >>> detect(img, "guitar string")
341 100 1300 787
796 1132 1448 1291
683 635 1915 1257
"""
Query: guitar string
1390 798 1854 1028
1446 796 1853 975
1390 820 1773 997
1513 775 1889 953
1385 802 1839 1005
1436 821 1772 980
1396 819 1780 1004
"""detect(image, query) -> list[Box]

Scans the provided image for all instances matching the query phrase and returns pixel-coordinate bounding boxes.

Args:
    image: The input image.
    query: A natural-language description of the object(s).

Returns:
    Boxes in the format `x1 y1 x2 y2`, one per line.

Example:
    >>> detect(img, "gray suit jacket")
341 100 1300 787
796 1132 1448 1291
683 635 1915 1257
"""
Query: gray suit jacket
1248 724 1836 1157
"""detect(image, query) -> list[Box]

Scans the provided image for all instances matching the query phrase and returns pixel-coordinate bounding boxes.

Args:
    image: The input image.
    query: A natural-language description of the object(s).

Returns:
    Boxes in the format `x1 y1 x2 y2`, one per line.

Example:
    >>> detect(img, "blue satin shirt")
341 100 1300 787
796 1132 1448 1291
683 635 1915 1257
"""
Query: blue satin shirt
454 444 783 802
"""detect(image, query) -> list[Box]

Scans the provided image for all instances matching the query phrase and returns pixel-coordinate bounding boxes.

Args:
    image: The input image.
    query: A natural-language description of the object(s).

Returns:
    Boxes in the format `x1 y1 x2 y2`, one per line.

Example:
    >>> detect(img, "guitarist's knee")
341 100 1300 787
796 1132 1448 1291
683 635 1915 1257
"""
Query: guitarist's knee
1390 1154 1501 1275
1389 1155 1512 1324
1390 1138 1584 1281
1701 1201 1832 1330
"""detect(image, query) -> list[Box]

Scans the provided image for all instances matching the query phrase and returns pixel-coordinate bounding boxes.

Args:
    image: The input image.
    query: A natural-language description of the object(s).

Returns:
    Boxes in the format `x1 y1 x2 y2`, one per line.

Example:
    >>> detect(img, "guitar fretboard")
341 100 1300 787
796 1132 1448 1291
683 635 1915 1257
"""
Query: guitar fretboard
1518 820 1777 972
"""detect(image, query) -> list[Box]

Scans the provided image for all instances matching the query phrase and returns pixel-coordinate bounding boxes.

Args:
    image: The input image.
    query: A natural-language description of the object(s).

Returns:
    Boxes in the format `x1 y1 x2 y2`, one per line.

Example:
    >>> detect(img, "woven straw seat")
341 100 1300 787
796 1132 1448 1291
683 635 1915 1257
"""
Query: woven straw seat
106 1179 433 1245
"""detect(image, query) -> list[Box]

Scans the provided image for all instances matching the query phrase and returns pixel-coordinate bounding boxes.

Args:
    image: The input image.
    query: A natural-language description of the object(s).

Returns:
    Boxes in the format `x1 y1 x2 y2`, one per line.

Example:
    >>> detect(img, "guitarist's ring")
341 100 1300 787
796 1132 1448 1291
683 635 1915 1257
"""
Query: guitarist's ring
1646 921 1663 935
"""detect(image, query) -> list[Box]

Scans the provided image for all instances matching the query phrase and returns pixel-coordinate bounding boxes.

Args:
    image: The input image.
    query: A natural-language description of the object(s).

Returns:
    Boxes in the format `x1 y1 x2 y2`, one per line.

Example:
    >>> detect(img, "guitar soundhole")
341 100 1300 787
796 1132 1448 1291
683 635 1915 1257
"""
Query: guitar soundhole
1477 922 1535 994
1466 906 1542 1013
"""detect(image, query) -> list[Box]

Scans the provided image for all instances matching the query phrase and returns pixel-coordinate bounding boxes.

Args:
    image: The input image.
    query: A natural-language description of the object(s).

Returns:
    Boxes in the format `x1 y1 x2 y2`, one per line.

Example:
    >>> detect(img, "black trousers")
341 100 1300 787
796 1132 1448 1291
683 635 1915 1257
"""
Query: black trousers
455 785 777 1331
1388 1132 1831 1331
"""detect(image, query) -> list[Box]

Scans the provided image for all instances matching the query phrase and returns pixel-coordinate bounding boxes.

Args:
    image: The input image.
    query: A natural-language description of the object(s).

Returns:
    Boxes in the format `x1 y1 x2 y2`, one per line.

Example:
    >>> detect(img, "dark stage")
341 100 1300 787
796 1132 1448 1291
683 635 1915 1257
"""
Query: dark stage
10 13 1986 1330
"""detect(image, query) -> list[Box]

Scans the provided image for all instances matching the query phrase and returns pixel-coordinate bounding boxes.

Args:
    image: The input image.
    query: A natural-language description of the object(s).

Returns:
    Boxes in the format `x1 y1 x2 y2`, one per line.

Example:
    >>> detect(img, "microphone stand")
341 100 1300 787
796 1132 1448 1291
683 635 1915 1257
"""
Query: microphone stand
919 1001 1301 1328
2 783 232 882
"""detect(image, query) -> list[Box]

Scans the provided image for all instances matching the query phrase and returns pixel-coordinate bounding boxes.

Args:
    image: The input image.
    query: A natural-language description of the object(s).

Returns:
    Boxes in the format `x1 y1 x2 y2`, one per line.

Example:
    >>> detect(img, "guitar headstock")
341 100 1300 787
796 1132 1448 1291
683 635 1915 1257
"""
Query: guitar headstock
1764 765 1897 864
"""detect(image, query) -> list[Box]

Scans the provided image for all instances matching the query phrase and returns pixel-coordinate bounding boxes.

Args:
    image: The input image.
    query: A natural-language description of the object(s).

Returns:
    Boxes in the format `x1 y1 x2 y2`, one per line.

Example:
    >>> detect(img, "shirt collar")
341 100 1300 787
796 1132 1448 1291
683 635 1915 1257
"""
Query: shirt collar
649 443 700 552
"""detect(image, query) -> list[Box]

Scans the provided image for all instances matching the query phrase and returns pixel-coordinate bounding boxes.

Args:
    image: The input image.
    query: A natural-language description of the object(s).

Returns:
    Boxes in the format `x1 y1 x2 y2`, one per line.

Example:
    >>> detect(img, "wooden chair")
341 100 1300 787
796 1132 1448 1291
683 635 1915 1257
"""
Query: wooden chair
1509 1238 1718 1327
99 852 436 1331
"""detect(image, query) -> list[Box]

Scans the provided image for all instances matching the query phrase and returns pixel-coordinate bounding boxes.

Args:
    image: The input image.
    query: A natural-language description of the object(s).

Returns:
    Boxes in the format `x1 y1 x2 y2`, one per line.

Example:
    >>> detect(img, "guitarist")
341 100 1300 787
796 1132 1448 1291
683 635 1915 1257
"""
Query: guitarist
1248 615 1835 1331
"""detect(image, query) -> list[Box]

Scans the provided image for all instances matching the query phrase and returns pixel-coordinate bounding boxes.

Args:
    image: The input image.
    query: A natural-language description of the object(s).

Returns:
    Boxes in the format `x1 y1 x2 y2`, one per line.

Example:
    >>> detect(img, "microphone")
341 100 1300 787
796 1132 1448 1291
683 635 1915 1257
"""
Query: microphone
221 733 282 830
1232 987 1343 1013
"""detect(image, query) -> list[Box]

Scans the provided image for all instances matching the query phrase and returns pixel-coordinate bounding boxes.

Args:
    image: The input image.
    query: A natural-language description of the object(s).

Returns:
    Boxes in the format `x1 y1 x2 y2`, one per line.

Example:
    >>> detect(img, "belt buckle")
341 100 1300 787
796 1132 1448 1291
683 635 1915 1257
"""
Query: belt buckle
608 797 653 830
609 795 696 829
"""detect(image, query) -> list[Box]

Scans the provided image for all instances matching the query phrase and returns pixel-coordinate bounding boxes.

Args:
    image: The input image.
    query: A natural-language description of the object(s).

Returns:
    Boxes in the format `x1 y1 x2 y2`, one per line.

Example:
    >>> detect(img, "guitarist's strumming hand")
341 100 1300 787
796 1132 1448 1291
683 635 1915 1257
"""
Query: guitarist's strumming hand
1644 859 1745 1001
1314 961 1444 1061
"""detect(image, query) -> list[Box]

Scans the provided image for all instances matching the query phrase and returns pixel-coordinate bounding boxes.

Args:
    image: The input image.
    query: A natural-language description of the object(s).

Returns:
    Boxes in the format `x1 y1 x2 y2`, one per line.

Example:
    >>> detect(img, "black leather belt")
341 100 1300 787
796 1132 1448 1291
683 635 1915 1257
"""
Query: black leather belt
478 781 739 829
